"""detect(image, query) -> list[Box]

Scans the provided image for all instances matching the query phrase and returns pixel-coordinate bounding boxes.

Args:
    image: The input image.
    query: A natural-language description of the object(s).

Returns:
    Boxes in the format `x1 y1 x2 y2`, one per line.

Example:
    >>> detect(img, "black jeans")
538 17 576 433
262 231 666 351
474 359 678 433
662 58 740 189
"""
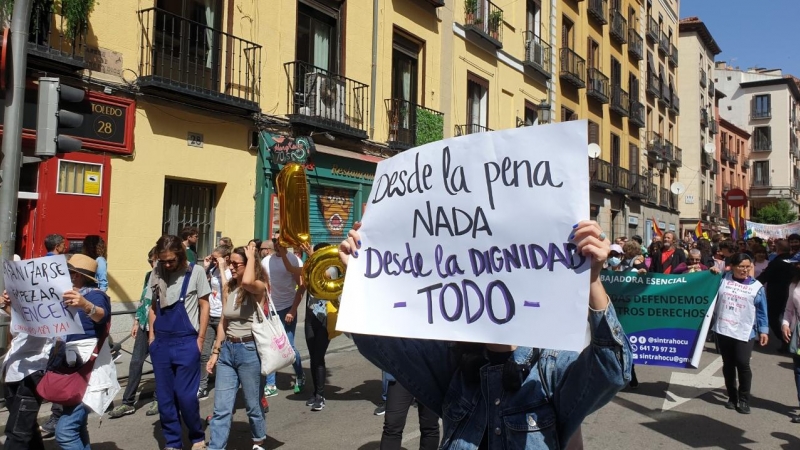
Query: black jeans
4 371 45 450
717 334 754 403
381 380 440 450
767 296 789 347
199 316 220 391
305 310 330 397
122 326 156 406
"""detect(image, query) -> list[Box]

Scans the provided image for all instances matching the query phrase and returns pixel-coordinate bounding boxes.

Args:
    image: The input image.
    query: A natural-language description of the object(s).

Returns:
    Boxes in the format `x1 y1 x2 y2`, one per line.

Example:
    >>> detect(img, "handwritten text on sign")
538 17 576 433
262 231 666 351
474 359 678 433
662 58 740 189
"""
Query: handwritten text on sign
337 121 591 350
2 256 82 337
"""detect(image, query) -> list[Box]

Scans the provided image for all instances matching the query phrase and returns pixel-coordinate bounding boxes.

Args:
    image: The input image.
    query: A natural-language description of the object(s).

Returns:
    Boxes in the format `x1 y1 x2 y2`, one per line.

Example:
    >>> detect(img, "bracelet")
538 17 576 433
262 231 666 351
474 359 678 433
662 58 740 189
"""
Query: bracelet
88 304 97 316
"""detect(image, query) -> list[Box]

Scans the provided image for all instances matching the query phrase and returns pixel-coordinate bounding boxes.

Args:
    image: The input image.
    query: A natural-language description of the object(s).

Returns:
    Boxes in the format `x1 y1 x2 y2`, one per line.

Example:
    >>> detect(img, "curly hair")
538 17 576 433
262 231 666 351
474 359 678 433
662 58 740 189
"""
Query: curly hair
82 235 107 259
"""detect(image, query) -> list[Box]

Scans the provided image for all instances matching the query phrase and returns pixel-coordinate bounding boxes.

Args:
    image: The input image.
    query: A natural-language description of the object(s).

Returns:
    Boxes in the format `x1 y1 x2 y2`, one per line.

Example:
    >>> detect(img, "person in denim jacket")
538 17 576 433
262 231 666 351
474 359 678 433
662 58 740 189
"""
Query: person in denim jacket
338 221 632 449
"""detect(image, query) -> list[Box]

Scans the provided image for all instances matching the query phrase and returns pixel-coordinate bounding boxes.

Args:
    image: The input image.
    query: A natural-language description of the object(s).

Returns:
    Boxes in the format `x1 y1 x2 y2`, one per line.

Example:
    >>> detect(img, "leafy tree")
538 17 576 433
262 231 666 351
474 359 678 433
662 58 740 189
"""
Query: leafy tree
752 200 799 224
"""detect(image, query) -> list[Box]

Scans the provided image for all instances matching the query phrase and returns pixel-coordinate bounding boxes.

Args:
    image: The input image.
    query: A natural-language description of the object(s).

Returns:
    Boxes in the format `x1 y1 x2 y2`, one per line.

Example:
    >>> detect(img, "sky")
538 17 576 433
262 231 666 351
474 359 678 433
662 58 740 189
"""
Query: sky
680 0 800 77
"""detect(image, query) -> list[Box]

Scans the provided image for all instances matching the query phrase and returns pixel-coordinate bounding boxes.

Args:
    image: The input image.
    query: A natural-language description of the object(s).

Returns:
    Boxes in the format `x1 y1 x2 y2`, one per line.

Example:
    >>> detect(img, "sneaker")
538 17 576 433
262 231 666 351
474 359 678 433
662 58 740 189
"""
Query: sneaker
253 445 266 450
264 385 278 397
191 442 207 450
40 416 58 438
261 396 270 414
146 401 159 416
736 400 751 414
293 376 306 394
311 396 326 411
724 399 737 410
374 402 386 416
791 415 800 423
197 388 209 399
306 396 316 407
109 404 136 418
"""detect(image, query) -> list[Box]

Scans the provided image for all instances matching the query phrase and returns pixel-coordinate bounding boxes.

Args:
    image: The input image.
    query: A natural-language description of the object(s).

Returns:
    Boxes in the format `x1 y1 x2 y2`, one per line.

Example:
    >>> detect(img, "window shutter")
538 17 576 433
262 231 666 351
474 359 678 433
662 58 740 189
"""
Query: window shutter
587 38 594 69
588 121 599 144
629 144 639 175
562 20 568 47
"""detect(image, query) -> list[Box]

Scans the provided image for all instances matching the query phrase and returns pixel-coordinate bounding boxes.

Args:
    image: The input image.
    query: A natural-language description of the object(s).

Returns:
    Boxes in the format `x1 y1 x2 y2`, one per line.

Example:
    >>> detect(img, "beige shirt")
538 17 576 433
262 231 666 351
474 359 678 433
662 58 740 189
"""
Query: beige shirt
223 288 256 338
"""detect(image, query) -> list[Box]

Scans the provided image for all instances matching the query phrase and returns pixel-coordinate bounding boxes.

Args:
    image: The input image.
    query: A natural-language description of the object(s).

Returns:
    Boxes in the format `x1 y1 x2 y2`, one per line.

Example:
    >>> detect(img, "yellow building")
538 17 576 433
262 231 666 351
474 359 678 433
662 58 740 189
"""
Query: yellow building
555 0 680 242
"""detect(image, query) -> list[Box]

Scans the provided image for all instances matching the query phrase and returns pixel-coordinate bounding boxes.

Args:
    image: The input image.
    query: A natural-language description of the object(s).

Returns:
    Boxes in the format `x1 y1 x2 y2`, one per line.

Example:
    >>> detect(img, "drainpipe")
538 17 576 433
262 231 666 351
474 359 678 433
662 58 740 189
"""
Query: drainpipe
369 0 379 139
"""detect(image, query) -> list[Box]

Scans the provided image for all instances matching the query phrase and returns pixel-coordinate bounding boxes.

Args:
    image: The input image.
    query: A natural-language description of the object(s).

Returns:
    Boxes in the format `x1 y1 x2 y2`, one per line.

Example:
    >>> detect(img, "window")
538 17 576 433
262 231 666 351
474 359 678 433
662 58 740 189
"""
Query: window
610 57 621 86
753 126 772 151
526 0 541 36
629 143 639 175
611 133 621 167
524 101 538 126
628 7 637 28
390 33 421 145
57 161 103 197
752 94 771 119
753 161 769 186
588 121 600 144
467 72 489 132
629 74 639 100
561 106 576 122
162 179 217 258
296 0 340 72
587 38 599 69
562 16 574 49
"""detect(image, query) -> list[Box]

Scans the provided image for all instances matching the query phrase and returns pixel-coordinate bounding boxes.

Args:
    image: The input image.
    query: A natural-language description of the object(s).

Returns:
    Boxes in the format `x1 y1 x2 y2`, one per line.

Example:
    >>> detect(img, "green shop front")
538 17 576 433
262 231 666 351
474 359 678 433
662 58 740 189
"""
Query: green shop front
255 132 381 246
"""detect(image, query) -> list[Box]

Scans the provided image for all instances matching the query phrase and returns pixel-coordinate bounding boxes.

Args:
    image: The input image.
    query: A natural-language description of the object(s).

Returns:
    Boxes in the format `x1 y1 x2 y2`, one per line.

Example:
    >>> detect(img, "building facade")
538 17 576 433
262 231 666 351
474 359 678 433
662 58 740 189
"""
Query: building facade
676 16 721 237
718 118 752 220
715 64 800 214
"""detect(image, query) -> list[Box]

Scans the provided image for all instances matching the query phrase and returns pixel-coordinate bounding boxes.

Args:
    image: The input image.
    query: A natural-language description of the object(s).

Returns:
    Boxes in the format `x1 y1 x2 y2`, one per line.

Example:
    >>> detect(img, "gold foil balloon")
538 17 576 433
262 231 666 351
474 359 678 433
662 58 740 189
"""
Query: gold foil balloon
276 163 311 248
304 245 346 302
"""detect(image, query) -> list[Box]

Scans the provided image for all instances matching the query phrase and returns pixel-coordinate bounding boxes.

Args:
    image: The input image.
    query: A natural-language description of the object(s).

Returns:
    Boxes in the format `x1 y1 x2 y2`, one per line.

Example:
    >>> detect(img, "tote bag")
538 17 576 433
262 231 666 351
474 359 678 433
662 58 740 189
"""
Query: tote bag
252 294 296 376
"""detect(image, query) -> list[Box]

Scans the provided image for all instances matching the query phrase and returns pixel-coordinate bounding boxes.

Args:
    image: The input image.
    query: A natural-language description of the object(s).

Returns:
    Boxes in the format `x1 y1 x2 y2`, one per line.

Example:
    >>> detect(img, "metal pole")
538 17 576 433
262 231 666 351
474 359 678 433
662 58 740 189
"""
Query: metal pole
0 0 33 351
369 0 378 139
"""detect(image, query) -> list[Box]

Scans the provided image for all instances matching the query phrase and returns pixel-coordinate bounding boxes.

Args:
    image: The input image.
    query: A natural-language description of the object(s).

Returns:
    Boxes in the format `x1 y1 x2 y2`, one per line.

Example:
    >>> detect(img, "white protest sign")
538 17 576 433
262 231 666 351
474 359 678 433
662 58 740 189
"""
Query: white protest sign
337 121 591 351
2 255 83 337
745 220 800 240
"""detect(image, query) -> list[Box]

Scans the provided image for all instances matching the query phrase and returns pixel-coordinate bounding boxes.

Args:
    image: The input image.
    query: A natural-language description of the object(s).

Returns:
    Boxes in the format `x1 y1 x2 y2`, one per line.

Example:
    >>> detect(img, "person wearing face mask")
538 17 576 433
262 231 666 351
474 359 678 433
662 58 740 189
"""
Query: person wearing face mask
649 231 686 274
607 244 625 271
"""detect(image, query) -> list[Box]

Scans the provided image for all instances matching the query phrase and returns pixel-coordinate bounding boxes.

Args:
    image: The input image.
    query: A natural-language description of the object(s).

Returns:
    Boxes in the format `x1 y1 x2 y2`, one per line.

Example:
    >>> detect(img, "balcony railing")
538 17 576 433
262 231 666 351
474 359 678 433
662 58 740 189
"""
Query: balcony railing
752 108 771 119
673 146 682 167
610 9 627 44
659 187 670 207
670 94 680 114
712 160 719 175
669 43 678 66
709 120 718 134
729 152 738 164
701 151 712 170
589 158 613 188
588 0 608 25
633 174 649 199
614 166 634 194
138 7 263 113
670 193 679 210
721 148 731 162
559 48 586 88
708 79 715 94
464 0 504 47
700 69 707 88
646 131 663 157
628 28 643 61
658 32 670 55
753 137 772 151
630 100 645 128
385 99 444 150
742 160 751 170
587 68 610 103
28 1 88 69
663 139 674 161
647 182 658 204
524 31 551 78
700 108 709 127
646 71 661 98
715 202 722 218
659 78 670 106
611 86 629 116
455 124 494 136
285 60 369 138
753 176 771 187
646 16 659 43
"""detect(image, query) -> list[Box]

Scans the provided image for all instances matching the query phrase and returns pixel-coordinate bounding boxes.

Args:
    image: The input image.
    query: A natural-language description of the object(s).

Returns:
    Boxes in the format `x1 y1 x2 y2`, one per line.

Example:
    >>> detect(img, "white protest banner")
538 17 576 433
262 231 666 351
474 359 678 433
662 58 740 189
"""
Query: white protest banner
337 121 591 351
2 255 83 337
745 220 800 240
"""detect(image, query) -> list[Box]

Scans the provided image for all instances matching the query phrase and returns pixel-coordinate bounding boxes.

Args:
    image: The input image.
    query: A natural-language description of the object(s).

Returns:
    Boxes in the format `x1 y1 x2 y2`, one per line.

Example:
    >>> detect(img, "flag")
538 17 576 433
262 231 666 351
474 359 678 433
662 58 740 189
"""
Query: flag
739 207 748 239
728 208 738 240
652 217 664 238
694 221 703 240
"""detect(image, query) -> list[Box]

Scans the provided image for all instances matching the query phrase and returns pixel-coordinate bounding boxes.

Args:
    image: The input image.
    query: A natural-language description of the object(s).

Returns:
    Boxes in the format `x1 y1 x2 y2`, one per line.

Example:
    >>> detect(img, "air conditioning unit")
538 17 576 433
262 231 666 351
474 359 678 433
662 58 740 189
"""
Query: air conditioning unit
304 72 346 124
526 39 544 67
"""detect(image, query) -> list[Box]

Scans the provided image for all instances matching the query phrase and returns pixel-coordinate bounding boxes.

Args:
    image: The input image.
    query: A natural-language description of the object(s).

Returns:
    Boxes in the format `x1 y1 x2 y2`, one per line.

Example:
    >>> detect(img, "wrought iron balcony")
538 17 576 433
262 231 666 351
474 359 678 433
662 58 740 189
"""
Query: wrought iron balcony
611 86 629 116
670 94 680 114
646 16 659 43
646 131 663 157
712 160 719 175
646 181 658 204
523 32 551 79
614 167 636 194
588 0 608 25
729 152 738 164
632 174 649 199
589 158 613 189
752 176 772 187
610 9 627 44
587 68 610 104
752 107 771 119
709 119 718 134
646 71 661 98
285 60 369 139
28 1 87 70
559 48 586 88
628 28 643 61
670 193 679 211
708 79 715 94
455 124 494 136
700 69 707 88
385 99 444 150
701 152 712 170
659 187 670 207
669 43 678 66
753 136 772 151
659 78 670 107
673 147 682 167
721 148 731 162
700 108 709 128
742 160 751 170
464 0 504 48
629 100 645 128
663 139 674 161
658 32 670 55
138 7 263 114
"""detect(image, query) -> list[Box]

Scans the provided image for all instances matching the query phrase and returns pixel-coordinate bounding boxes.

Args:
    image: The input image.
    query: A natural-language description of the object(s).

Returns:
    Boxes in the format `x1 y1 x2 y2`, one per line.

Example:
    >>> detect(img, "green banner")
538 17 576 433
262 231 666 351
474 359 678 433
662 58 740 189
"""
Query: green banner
601 271 721 368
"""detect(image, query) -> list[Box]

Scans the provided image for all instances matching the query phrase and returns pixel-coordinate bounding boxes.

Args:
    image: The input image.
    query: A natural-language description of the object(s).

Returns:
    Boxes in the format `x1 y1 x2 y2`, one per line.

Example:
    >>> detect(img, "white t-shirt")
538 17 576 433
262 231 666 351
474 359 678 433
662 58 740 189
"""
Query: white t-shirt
208 267 231 318
263 253 302 310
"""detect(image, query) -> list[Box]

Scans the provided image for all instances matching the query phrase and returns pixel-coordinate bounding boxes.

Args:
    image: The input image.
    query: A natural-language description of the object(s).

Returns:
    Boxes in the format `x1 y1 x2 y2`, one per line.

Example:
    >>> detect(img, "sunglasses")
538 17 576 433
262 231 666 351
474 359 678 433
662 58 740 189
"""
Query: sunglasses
229 261 246 269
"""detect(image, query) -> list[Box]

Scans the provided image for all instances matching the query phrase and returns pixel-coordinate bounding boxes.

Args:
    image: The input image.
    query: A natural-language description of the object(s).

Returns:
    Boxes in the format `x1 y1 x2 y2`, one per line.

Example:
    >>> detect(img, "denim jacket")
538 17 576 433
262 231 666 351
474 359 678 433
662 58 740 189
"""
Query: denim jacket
354 303 632 449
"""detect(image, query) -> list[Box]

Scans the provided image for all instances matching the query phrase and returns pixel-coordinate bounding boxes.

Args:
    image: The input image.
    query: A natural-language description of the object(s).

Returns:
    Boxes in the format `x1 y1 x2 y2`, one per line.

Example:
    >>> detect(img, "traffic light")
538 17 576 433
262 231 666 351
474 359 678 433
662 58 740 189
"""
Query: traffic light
35 77 85 157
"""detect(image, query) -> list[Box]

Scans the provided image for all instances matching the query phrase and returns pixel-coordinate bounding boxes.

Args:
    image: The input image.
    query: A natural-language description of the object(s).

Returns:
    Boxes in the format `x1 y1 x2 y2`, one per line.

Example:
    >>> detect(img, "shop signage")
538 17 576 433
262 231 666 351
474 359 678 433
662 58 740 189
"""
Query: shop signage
331 164 374 181
261 132 315 165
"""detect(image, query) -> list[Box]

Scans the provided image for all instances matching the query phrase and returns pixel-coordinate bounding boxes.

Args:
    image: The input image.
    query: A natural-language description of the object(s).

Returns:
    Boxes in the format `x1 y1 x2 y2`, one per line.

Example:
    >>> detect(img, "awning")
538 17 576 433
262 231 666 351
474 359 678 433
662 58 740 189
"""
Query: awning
314 144 385 164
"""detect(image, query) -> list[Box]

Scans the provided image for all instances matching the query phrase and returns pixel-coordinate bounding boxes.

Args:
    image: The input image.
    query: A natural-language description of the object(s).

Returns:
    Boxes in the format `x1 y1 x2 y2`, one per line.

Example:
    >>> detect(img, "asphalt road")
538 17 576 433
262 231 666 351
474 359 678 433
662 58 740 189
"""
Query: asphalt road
1 325 799 449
